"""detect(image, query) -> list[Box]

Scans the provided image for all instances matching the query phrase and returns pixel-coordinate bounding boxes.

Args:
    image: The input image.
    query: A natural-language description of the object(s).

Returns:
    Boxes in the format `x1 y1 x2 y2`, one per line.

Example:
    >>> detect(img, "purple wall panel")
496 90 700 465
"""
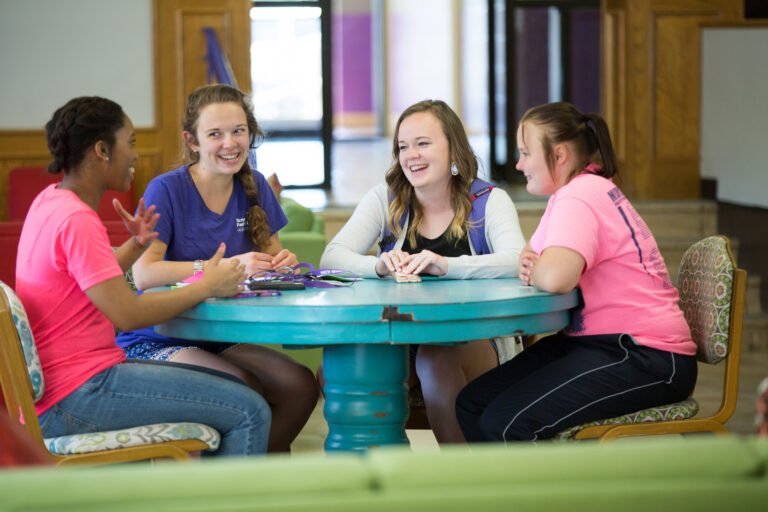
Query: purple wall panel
515 8 550 122
332 13 373 113
569 10 600 114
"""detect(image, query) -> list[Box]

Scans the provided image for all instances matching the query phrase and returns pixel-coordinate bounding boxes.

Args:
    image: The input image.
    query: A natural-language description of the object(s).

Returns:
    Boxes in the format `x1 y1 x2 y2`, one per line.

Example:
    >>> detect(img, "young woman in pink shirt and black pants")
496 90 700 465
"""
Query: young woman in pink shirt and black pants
457 102 697 442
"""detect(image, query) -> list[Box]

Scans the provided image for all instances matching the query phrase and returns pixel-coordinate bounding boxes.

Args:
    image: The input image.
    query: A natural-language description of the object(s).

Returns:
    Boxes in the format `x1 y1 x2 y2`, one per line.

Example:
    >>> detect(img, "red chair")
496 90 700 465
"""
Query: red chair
8 166 133 221
1 167 135 288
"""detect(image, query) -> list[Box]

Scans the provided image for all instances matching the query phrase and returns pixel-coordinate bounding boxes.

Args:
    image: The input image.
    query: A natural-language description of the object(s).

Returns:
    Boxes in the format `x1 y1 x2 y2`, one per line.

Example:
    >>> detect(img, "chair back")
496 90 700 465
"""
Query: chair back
7 166 134 222
0 280 47 445
555 235 747 441
678 235 746 425
677 235 744 364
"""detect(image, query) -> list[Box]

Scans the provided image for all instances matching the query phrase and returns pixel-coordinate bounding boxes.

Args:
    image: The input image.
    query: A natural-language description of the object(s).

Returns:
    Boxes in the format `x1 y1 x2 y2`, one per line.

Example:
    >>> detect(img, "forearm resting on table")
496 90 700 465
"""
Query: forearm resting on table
86 276 213 332
530 246 584 294
132 240 197 290
132 258 197 291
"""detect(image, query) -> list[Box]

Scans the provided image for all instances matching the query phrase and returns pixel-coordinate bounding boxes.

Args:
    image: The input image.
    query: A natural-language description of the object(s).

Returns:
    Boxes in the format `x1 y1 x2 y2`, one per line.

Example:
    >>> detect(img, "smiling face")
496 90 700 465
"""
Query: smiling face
105 115 138 192
396 111 451 192
184 101 250 176
515 121 560 196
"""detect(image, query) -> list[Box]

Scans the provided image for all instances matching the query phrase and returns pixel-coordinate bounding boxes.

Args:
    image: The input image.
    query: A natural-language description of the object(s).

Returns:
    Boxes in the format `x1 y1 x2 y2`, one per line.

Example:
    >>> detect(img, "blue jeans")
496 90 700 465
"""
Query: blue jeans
38 361 271 456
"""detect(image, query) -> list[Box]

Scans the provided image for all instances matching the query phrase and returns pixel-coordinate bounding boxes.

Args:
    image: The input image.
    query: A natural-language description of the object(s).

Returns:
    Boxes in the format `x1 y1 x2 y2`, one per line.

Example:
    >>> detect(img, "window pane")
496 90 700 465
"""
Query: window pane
250 6 323 130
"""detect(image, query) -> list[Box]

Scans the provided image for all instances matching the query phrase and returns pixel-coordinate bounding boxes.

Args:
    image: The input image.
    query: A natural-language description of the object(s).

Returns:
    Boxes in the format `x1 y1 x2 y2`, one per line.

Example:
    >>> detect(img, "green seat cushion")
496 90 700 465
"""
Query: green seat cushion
554 397 699 440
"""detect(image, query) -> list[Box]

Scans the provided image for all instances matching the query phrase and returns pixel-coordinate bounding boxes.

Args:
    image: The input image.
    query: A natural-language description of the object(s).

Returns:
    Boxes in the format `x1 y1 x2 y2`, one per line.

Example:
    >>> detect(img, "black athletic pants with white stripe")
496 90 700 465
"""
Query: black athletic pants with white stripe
456 332 697 442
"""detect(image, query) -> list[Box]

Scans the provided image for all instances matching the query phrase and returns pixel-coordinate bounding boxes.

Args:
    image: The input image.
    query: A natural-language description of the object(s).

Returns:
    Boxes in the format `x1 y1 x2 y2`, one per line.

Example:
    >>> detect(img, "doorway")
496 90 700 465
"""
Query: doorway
250 0 332 188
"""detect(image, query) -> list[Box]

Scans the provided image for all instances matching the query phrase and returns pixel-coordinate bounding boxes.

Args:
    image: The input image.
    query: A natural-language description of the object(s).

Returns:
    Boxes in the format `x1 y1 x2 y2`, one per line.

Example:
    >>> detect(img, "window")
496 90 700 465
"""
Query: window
488 0 600 182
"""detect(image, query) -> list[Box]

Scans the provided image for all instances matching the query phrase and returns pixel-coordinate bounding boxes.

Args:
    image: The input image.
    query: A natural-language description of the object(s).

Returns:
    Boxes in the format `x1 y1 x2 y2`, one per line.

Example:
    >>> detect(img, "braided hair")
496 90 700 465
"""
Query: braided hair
45 97 125 174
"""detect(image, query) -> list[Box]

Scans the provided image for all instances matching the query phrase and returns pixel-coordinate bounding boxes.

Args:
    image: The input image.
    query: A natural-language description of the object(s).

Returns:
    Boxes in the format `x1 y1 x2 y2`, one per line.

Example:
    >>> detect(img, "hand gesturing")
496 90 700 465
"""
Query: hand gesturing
113 198 160 248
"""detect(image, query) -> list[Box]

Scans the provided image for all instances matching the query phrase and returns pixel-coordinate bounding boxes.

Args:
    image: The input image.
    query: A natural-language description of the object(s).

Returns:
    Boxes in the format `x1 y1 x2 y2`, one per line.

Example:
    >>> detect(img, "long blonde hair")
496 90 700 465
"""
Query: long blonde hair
385 99 478 247
182 84 270 250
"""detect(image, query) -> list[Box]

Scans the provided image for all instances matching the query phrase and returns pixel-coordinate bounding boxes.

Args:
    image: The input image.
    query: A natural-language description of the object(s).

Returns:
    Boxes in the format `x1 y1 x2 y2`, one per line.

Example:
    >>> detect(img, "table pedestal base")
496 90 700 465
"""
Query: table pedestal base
323 344 409 452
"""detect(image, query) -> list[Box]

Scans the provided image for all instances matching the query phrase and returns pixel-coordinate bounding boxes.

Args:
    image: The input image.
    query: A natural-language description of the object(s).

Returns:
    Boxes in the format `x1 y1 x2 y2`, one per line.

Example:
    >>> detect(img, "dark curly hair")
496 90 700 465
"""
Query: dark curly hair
45 96 125 174
182 84 270 251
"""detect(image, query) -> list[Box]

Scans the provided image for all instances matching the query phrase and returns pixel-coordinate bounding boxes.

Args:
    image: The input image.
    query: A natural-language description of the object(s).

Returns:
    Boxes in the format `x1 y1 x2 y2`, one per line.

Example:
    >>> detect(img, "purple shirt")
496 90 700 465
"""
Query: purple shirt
116 165 287 348
147 165 286 259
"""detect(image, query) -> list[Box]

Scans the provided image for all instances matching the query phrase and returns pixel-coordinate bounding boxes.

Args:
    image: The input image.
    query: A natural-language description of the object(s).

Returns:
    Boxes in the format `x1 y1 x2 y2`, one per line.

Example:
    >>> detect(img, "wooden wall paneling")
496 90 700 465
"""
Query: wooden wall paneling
132 129 162 205
601 6 626 166
601 0 743 200
0 131 49 220
154 0 251 175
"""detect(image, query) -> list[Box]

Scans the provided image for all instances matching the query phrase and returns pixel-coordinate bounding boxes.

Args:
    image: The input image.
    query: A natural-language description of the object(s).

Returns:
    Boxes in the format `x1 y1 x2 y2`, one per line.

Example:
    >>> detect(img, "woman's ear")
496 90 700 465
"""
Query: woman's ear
94 140 110 162
182 131 198 152
553 143 569 165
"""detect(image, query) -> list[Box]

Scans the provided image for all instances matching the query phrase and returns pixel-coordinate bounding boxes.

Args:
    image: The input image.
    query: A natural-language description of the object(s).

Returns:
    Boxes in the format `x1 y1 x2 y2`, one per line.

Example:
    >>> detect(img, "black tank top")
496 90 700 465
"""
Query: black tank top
401 221 471 258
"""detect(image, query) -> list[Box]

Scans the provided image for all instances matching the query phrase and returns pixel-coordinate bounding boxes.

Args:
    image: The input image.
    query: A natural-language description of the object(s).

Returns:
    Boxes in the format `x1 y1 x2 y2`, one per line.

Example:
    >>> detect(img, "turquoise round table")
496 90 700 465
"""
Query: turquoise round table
155 278 579 452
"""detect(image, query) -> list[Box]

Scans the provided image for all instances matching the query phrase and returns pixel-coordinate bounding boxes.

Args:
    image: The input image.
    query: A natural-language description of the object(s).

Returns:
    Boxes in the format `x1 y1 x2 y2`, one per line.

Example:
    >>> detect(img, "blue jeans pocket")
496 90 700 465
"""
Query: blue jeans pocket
39 403 99 437
38 369 113 437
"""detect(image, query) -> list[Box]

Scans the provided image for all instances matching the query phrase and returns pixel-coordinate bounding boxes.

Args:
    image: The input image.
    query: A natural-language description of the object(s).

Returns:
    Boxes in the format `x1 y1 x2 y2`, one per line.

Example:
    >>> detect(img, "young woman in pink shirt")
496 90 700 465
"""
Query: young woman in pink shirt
457 102 697 442
16 96 271 456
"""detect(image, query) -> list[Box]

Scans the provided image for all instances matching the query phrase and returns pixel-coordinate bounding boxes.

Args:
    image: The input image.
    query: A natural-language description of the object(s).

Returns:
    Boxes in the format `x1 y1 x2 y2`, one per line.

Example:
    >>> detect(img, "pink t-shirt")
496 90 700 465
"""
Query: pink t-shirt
530 174 695 355
16 184 126 415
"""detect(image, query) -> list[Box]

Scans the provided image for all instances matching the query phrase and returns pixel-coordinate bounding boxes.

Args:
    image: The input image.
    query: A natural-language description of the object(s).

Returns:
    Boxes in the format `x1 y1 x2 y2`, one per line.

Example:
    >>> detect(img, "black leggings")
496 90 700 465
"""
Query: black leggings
456 333 697 442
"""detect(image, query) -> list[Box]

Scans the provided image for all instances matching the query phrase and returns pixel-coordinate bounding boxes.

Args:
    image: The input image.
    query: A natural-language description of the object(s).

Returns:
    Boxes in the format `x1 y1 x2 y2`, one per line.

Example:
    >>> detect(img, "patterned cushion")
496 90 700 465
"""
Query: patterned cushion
554 398 700 440
678 236 734 364
44 422 220 454
0 280 44 401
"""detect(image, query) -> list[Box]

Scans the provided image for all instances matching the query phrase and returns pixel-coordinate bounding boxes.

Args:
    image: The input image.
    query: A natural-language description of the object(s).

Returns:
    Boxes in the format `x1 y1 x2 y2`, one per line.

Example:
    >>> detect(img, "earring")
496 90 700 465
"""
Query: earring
450 163 459 176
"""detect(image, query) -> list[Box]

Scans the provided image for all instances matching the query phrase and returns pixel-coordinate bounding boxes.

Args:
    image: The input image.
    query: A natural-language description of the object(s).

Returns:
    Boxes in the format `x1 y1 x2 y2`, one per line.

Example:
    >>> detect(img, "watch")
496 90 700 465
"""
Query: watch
193 260 205 274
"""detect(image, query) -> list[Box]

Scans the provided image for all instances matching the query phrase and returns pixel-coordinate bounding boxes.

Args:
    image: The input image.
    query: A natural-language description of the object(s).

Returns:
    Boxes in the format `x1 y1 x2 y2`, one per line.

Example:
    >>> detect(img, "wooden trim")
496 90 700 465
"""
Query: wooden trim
601 0 743 200
154 0 252 174
700 20 768 28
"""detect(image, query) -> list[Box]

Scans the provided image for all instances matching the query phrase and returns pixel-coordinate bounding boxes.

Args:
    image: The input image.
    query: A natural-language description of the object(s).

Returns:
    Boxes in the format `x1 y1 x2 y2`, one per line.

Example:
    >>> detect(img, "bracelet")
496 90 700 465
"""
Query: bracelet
193 260 205 275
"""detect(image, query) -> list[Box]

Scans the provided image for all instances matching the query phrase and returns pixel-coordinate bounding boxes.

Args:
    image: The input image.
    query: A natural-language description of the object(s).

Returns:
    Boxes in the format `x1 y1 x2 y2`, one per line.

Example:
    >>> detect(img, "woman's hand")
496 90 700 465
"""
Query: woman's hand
224 251 274 275
270 248 298 269
518 246 539 286
114 198 160 248
399 250 448 277
375 249 411 277
221 249 297 276
200 244 247 297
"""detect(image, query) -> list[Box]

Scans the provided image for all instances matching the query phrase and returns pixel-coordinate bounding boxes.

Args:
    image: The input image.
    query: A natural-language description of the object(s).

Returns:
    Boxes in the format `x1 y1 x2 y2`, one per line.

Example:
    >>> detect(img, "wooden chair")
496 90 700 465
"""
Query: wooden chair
0 280 220 466
556 235 747 441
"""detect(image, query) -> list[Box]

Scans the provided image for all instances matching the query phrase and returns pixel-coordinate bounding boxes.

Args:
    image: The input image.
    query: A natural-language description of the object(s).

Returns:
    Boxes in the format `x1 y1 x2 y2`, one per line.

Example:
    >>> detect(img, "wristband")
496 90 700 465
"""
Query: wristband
193 260 205 275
